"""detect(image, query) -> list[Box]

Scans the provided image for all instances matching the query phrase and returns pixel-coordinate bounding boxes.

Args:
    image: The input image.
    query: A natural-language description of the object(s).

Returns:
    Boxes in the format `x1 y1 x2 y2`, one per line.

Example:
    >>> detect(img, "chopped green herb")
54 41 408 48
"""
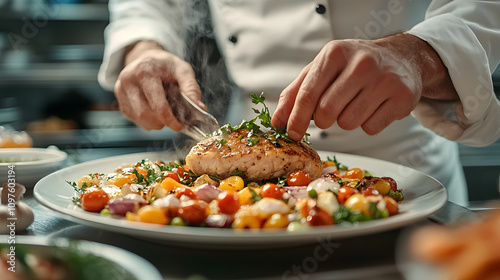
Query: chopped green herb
248 188 262 202
327 155 348 171
231 168 246 177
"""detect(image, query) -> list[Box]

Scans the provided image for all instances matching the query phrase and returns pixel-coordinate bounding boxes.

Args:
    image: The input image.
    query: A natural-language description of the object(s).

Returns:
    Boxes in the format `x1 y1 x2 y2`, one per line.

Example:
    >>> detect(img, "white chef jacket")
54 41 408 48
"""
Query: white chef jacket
98 0 500 206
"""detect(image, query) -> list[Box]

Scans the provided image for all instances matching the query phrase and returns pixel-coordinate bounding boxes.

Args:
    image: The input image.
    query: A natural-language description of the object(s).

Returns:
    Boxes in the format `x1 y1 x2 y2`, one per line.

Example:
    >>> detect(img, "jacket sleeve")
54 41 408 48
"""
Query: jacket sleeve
407 0 500 147
97 0 185 91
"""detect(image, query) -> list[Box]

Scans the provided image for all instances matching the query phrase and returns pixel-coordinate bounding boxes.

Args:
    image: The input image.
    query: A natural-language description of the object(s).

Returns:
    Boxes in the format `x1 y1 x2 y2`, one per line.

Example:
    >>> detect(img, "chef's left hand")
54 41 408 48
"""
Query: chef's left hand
271 33 453 141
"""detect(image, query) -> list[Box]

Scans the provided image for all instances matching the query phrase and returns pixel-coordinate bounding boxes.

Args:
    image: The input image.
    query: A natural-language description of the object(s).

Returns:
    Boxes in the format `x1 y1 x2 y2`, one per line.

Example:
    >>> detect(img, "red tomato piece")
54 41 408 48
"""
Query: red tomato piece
174 187 197 200
177 201 207 225
217 191 241 214
162 171 180 183
306 208 334 226
361 188 380 197
80 186 109 212
337 186 359 204
287 171 311 186
260 183 285 199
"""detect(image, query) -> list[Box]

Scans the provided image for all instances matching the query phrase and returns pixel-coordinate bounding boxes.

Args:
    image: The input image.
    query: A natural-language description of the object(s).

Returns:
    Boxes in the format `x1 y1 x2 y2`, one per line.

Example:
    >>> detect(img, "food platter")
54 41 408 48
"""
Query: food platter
34 151 447 249
0 236 163 280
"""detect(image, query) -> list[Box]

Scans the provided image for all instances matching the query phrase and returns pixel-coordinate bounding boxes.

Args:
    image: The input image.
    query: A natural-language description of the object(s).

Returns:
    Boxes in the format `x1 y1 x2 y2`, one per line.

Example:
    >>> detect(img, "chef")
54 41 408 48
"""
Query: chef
98 0 500 206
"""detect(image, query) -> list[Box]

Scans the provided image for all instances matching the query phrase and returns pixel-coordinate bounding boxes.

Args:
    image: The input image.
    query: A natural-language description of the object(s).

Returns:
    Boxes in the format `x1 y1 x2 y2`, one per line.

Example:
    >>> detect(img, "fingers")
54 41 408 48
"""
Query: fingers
114 50 203 132
175 63 207 111
272 63 311 130
115 80 165 130
277 44 348 141
140 76 184 131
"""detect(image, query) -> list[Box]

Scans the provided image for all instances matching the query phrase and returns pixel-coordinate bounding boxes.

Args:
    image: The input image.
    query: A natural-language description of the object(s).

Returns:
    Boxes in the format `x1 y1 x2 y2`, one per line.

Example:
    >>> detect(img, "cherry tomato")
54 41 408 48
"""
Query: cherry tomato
381 177 398 192
306 207 334 226
384 196 399 216
217 191 241 214
173 167 191 183
162 171 180 183
337 186 359 204
343 168 364 180
80 186 109 212
287 170 311 186
177 201 207 225
260 183 285 199
361 188 379 197
174 187 197 200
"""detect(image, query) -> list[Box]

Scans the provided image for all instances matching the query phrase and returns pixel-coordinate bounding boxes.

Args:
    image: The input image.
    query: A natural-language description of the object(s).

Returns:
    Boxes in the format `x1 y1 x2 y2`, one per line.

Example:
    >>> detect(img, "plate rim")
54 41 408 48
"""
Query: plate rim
33 151 448 248
0 147 67 167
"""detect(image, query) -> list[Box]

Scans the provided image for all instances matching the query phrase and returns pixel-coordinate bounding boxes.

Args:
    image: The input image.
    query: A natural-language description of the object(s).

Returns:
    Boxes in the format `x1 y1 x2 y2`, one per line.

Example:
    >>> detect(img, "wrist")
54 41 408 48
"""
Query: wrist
124 40 164 66
374 33 458 101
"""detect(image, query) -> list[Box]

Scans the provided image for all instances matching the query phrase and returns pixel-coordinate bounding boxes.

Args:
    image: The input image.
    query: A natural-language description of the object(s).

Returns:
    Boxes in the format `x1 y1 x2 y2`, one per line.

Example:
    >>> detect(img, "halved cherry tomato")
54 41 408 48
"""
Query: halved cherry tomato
381 177 398 192
174 187 197 200
177 201 207 225
343 168 364 180
287 171 311 186
80 186 109 212
163 171 180 183
306 207 334 226
173 167 191 183
260 183 285 199
217 191 240 214
361 188 379 197
384 196 399 216
337 186 359 204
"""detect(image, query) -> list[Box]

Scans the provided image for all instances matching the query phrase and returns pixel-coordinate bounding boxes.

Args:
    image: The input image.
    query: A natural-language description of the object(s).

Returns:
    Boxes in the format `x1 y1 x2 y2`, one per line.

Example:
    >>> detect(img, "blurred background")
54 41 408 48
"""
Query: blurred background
0 0 499 206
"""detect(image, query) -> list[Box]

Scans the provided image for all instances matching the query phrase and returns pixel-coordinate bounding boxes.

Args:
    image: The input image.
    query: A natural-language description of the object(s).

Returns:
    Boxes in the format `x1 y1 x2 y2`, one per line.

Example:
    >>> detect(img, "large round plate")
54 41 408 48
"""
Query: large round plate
34 151 447 248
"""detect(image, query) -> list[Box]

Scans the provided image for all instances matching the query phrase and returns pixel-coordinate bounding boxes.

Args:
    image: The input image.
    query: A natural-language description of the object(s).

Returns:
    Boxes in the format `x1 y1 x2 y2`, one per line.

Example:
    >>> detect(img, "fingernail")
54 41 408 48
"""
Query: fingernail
288 130 301 141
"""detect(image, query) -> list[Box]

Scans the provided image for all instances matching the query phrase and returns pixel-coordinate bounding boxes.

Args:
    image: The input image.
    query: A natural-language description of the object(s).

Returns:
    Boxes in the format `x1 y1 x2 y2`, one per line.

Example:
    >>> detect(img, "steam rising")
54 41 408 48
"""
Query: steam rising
161 0 232 153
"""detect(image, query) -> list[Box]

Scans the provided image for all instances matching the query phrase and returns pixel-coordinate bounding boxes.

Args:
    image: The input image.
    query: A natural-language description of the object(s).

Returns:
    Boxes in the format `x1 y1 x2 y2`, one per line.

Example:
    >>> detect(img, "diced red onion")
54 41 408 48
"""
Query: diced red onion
205 214 233 228
194 184 221 203
108 194 146 216
284 186 308 199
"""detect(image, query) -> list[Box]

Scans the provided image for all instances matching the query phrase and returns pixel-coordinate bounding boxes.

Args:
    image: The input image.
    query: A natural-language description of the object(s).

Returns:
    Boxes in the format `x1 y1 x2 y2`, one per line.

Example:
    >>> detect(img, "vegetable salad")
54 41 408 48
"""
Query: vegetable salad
68 156 404 231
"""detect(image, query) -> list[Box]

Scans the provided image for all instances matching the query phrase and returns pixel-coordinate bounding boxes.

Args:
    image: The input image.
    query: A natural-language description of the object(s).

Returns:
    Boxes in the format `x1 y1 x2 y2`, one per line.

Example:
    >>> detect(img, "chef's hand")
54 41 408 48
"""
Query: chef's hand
115 41 206 131
271 33 457 141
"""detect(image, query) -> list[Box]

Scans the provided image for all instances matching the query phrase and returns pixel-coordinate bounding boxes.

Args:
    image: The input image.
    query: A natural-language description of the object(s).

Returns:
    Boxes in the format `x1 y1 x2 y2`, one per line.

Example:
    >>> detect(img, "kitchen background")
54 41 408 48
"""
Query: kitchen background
0 1 499 205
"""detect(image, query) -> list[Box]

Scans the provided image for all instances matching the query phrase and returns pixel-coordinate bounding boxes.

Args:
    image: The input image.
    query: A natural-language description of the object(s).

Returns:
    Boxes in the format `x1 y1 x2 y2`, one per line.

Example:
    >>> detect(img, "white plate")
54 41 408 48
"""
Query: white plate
0 147 67 187
34 151 447 249
0 236 163 280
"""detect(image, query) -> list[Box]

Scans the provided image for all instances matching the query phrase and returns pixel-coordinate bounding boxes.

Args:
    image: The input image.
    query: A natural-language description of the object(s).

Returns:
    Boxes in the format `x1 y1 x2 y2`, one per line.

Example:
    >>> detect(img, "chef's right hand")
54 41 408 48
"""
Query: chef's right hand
114 41 206 131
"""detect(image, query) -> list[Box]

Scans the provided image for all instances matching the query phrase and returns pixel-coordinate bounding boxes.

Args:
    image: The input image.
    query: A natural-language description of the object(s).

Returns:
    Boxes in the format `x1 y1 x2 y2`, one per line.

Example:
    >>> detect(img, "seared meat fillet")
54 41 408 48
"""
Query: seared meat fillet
185 129 322 181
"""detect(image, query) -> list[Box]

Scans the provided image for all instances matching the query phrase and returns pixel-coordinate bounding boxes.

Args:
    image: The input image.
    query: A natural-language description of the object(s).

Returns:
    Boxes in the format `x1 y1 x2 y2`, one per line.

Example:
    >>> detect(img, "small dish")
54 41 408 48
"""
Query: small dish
0 147 67 187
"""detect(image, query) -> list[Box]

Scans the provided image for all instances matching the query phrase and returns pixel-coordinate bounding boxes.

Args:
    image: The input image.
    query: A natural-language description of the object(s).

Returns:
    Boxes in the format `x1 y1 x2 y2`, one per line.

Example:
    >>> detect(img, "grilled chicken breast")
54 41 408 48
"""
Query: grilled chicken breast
185 129 322 181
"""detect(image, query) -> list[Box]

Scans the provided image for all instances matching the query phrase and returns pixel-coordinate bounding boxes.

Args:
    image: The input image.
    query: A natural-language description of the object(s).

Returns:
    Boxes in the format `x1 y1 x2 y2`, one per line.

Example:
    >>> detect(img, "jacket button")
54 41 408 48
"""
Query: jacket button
228 35 238 44
315 4 326 14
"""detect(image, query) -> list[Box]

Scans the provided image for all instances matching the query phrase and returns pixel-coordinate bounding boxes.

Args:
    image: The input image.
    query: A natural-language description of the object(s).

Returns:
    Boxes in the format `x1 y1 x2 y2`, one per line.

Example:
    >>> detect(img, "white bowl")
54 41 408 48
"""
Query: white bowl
0 147 67 187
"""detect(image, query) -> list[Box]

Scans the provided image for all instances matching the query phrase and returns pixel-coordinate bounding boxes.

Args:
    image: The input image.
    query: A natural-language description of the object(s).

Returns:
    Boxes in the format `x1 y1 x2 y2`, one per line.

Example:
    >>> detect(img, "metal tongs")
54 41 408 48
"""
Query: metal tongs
166 87 220 142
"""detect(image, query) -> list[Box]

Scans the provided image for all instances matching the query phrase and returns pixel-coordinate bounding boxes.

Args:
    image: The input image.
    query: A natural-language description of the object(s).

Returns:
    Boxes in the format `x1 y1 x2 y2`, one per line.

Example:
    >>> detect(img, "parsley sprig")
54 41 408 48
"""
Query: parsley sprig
213 93 310 147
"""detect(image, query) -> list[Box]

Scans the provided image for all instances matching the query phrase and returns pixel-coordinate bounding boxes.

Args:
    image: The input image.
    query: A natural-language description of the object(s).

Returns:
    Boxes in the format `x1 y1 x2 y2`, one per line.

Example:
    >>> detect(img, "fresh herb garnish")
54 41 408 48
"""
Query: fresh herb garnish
248 188 262 202
67 181 88 204
327 155 348 171
212 93 311 147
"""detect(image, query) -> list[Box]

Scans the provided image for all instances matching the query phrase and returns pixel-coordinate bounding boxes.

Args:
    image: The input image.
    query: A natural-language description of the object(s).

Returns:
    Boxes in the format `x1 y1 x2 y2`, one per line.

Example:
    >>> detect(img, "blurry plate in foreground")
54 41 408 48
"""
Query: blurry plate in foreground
0 236 163 280
34 151 447 249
